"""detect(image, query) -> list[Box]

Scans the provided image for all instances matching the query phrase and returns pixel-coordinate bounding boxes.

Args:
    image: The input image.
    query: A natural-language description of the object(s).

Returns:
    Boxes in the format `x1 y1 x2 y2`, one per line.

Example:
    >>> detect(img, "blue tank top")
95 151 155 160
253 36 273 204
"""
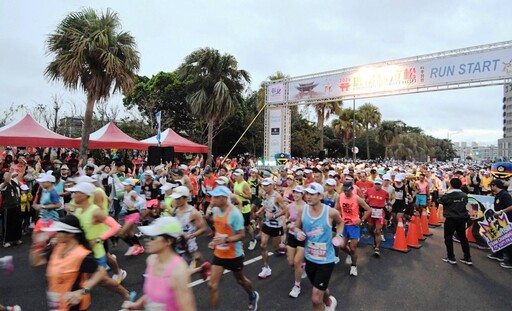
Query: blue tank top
302 204 335 264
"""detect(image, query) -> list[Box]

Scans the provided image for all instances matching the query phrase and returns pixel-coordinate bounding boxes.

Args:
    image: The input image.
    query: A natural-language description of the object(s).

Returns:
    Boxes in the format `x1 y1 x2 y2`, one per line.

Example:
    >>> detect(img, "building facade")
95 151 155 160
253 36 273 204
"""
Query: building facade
498 84 512 160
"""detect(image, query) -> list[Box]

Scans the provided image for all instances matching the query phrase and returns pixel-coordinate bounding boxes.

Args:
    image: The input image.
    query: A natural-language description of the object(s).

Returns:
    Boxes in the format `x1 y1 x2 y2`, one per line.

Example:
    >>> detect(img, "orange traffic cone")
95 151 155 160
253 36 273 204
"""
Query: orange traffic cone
421 211 433 236
406 216 422 249
392 218 410 253
437 205 445 223
428 206 441 227
415 212 426 241
466 225 477 243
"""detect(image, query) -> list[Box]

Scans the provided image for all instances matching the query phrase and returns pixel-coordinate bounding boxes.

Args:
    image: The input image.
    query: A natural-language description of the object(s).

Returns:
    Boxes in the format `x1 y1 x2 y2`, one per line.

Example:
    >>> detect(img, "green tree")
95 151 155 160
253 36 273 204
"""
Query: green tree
358 103 381 159
309 101 342 153
178 48 250 165
123 71 195 137
376 120 405 159
332 108 363 158
45 8 140 161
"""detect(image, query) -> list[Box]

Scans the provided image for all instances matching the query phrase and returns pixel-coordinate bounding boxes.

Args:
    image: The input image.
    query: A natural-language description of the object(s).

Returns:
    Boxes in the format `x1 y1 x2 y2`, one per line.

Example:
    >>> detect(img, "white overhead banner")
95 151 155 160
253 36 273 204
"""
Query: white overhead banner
287 45 512 101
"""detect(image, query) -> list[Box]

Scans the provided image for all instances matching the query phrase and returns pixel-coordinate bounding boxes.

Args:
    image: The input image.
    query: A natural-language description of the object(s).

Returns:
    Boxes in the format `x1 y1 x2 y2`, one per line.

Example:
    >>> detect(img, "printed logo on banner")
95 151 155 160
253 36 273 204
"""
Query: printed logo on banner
478 208 512 252
271 128 280 135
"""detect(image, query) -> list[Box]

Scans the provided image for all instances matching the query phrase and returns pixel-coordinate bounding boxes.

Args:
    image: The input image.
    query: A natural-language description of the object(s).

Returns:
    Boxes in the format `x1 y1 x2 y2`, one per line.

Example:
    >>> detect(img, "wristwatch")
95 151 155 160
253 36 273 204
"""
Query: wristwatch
95 238 102 244
224 236 230 243
81 288 90 295
336 233 344 238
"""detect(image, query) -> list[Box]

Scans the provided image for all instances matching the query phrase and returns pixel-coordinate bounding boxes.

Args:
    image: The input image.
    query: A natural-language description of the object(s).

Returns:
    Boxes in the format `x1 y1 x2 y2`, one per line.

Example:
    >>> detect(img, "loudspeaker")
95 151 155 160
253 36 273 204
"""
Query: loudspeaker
147 146 175 165
147 146 163 165
162 147 174 164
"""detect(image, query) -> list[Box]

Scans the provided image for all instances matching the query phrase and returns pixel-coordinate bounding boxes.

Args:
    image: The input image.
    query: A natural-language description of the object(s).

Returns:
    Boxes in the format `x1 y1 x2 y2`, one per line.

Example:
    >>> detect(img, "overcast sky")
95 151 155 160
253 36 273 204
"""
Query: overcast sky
1 0 509 145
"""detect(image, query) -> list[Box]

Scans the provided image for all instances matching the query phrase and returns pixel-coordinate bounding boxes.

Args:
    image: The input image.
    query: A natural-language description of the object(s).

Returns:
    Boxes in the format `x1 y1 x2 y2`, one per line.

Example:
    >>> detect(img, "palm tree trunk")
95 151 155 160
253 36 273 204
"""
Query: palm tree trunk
79 94 95 163
384 146 388 159
206 120 214 166
344 141 349 158
365 127 370 160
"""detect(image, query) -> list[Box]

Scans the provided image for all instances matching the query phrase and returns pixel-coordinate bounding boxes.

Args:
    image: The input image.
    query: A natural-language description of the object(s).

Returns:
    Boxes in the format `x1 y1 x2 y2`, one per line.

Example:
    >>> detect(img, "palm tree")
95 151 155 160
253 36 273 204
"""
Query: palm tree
309 101 342 152
376 120 405 159
45 8 140 161
393 133 416 160
358 103 381 159
178 48 250 165
332 108 362 158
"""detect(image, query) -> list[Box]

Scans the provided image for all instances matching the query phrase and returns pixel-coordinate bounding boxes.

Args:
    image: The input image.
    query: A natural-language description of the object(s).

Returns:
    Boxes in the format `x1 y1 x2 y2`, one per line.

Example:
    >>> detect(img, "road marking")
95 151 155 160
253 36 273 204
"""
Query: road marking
188 252 274 288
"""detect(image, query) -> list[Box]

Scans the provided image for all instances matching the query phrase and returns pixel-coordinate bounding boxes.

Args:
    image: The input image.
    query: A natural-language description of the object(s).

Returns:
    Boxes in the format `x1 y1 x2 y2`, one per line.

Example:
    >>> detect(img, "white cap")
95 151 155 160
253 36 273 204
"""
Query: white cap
170 186 190 199
72 175 94 184
122 178 136 186
233 169 244 176
67 182 96 196
325 178 336 186
304 169 313 174
305 182 324 194
215 176 230 185
328 170 336 176
178 164 188 170
374 178 383 185
250 168 258 173
261 178 274 186
144 170 154 177
383 174 391 181
395 175 404 182
343 169 350 175
160 182 178 193
36 173 56 183
138 216 183 238
20 184 29 191
293 185 304 193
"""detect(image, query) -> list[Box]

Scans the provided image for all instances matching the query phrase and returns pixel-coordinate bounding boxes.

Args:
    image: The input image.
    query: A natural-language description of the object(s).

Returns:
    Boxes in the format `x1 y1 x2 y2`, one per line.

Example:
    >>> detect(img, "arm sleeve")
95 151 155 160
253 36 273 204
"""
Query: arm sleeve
49 190 61 204
99 216 121 240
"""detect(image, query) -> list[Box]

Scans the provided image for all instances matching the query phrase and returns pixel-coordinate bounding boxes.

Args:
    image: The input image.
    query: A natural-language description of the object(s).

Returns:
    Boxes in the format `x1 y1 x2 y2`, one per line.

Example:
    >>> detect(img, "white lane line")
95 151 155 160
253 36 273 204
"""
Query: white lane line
189 252 274 288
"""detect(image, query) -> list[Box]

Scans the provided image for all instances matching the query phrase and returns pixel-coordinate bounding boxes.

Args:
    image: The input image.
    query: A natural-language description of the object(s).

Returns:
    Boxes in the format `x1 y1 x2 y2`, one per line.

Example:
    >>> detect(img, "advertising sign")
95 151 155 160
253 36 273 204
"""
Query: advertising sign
286 45 512 101
266 82 285 104
472 195 512 252
268 107 282 157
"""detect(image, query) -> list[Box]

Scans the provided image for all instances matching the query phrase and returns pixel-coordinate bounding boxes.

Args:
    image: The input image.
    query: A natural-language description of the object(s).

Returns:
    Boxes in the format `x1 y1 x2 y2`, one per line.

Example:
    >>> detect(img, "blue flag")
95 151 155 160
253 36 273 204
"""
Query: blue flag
155 111 162 146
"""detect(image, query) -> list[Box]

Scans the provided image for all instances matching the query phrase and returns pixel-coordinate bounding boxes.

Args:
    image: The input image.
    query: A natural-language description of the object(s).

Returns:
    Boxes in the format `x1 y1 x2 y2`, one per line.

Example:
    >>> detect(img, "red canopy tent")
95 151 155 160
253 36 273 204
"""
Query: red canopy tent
0 114 79 148
88 122 150 150
141 128 208 153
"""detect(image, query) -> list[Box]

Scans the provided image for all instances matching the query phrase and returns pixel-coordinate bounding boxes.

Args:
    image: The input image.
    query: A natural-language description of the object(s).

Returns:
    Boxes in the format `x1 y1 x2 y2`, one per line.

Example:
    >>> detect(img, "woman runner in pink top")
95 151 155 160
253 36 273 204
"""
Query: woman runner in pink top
121 217 196 311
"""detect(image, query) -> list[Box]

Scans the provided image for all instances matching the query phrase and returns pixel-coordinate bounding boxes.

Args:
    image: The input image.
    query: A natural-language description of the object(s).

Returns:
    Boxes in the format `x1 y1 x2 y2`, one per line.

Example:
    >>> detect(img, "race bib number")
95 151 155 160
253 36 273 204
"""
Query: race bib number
395 191 403 200
306 241 327 261
46 291 61 311
146 301 166 311
371 208 383 218
216 243 230 250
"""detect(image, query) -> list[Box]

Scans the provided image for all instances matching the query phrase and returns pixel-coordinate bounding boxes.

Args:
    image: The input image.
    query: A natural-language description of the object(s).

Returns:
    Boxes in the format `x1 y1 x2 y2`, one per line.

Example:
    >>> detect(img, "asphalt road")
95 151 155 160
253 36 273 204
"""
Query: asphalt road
1 225 511 311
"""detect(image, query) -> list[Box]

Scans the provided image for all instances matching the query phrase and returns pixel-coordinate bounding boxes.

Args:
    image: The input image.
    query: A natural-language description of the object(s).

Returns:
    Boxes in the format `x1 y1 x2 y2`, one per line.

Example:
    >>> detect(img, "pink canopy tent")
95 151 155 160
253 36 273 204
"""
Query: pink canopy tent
141 128 208 153
0 114 79 148
88 122 150 150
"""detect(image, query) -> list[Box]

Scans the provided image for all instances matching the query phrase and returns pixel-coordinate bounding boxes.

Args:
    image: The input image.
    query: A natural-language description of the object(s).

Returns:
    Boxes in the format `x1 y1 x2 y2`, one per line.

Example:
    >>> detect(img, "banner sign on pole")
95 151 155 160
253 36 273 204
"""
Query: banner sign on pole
471 195 512 252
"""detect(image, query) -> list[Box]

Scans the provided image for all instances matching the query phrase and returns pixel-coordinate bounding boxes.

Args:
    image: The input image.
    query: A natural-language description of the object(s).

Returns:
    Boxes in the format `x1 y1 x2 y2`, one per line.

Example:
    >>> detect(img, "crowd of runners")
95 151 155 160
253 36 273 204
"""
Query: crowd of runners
0 150 510 310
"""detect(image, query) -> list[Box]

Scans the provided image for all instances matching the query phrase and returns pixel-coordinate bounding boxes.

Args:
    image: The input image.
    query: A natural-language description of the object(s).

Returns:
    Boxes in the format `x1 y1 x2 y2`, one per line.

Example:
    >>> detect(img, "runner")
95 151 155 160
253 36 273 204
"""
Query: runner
338 181 371 276
69 182 134 301
415 173 430 214
206 186 259 311
119 178 145 256
294 182 344 311
285 185 307 298
120 217 196 311
233 169 257 251
365 178 389 257
391 174 410 228
257 178 288 279
30 214 106 311
170 186 208 270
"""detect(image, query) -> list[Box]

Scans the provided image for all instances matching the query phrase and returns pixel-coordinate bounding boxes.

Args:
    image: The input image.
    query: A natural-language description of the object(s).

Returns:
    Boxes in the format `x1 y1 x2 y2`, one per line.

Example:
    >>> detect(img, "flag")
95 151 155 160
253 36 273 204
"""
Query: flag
155 111 162 146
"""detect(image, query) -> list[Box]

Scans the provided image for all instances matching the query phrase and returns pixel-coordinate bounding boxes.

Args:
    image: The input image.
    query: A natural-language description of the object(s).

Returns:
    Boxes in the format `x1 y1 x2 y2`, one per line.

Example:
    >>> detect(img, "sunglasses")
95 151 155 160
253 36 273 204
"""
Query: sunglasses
146 236 161 241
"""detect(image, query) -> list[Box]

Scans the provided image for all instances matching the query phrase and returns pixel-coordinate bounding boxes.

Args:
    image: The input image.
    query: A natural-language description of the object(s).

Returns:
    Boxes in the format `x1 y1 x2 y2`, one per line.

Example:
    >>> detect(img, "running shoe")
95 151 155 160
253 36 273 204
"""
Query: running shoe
248 291 259 311
476 244 490 250
5 306 21 311
113 269 127 284
131 245 144 256
381 234 386 242
13 240 23 245
324 296 337 311
499 262 512 269
129 291 137 302
258 266 272 279
0 256 13 273
248 240 257 251
459 258 473 266
201 261 212 280
452 235 461 243
350 266 358 277
487 253 504 262
442 257 456 264
333 256 340 264
3 243 11 248
124 246 135 256
374 248 381 257
289 285 301 298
